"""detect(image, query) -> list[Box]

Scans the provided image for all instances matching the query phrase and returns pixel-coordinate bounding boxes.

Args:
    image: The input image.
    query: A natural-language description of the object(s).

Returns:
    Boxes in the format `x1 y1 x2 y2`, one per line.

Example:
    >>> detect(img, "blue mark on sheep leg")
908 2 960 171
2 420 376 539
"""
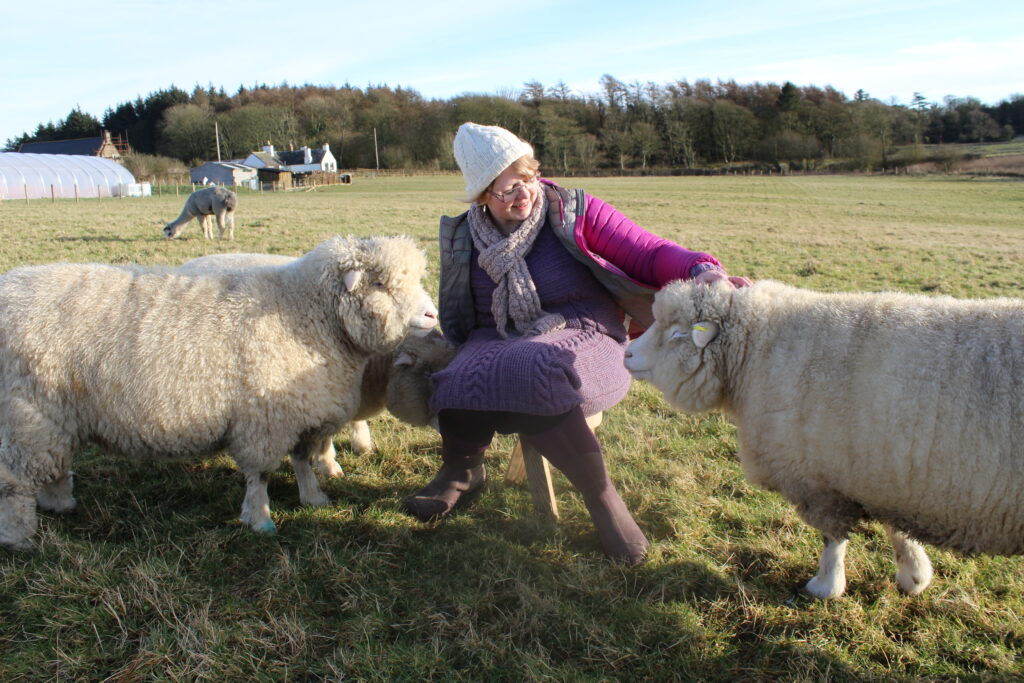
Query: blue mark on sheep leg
254 519 277 534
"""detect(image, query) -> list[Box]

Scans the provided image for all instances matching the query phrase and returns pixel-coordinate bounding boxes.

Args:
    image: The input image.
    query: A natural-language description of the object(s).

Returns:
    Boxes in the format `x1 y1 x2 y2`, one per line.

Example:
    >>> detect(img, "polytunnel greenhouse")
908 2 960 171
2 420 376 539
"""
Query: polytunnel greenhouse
0 152 138 200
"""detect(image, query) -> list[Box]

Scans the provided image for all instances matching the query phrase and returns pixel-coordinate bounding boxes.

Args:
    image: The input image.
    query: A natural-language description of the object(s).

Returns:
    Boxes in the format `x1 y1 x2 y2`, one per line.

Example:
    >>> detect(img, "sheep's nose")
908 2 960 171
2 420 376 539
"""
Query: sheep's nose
624 349 632 358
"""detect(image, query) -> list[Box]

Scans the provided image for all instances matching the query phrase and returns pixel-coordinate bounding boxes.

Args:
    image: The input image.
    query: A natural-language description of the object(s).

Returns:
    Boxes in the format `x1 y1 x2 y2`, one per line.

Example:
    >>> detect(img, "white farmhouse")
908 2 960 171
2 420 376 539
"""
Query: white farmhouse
244 143 338 174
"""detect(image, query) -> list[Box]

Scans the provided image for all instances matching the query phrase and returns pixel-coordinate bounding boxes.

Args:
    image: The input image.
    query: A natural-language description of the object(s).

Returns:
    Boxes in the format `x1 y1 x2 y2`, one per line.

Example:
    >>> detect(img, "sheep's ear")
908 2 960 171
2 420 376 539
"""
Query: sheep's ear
691 321 719 348
393 351 416 367
343 270 362 292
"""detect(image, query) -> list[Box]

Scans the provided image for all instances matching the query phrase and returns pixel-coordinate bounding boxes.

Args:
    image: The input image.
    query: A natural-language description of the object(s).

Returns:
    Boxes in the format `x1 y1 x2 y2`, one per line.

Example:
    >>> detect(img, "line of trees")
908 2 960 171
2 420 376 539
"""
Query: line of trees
6 76 1023 173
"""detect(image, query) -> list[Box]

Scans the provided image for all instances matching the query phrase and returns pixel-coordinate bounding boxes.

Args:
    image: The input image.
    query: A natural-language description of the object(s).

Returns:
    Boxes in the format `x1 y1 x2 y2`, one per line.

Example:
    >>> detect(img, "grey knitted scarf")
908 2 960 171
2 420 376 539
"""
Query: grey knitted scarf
468 191 566 339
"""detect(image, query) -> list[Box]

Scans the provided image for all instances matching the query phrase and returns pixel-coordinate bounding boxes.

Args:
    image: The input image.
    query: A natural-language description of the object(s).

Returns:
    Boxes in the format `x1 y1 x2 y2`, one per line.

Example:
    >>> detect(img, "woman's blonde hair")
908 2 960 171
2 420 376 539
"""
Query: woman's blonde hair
473 155 541 204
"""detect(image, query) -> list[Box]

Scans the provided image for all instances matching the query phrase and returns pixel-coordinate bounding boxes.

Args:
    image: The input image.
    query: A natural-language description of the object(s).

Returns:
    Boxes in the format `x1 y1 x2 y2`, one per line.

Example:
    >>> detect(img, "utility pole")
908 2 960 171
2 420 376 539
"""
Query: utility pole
215 121 222 162
373 127 380 170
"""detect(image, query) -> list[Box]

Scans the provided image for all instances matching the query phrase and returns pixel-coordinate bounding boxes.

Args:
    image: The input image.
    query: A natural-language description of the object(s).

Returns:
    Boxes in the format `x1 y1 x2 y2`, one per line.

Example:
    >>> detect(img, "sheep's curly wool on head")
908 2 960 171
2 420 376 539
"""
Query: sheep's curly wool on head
631 280 733 414
318 235 430 354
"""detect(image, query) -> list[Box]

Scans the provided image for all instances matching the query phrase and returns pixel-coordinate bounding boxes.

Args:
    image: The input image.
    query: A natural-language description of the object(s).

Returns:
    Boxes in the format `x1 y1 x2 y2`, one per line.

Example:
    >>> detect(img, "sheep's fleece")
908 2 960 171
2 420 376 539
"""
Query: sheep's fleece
0 235 436 550
179 252 455 463
624 279 1024 598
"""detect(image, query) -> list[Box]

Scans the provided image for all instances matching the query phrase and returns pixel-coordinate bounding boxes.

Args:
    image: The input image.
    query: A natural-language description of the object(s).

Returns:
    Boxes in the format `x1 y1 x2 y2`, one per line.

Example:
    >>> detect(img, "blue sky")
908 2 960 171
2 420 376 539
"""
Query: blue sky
3 0 1022 142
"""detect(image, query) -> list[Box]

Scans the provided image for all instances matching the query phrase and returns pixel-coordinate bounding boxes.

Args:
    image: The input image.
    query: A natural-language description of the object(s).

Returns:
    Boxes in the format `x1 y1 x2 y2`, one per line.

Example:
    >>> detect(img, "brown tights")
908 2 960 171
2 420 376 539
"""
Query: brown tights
404 406 648 565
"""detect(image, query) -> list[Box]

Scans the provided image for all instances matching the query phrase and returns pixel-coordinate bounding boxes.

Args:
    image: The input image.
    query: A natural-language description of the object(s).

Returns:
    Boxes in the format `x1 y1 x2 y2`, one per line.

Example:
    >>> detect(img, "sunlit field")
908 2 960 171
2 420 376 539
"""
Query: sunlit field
1 175 1021 680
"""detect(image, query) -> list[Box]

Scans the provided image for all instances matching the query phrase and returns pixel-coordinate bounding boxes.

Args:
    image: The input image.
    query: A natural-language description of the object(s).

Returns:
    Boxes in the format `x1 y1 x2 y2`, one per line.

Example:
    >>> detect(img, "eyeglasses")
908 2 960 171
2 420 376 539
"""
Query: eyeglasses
489 176 538 203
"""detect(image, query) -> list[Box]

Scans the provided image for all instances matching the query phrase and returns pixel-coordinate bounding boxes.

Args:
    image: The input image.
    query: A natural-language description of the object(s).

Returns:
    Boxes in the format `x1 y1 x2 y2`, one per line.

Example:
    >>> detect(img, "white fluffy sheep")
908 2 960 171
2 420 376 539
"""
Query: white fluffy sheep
0 236 437 550
624 279 1024 598
164 186 238 240
178 253 455 466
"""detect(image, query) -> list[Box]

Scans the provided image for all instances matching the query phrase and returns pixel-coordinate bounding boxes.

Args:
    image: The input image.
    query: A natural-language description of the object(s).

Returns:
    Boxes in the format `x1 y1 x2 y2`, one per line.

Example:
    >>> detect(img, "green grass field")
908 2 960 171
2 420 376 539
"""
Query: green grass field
0 175 1022 681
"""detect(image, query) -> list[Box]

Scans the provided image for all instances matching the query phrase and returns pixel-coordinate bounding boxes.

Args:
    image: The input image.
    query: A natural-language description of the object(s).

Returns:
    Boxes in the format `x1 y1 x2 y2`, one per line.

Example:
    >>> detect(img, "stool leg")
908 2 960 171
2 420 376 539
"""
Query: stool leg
520 439 559 519
504 412 602 512
504 439 528 486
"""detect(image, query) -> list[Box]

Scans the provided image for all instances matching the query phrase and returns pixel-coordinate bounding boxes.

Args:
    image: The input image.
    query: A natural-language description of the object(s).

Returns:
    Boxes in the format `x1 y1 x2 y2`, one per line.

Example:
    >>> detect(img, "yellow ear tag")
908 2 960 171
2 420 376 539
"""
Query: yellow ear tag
691 321 719 348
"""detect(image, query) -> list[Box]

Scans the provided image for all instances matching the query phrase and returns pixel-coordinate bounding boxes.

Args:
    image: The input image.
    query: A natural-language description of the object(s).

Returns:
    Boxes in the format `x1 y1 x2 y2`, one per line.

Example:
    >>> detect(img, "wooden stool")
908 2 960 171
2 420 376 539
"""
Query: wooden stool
503 412 603 519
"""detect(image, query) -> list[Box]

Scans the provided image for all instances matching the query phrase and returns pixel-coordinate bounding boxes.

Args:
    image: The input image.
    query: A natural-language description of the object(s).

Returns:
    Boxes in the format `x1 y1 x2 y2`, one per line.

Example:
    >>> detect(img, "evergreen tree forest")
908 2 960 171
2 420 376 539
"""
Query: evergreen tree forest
6 76 1023 173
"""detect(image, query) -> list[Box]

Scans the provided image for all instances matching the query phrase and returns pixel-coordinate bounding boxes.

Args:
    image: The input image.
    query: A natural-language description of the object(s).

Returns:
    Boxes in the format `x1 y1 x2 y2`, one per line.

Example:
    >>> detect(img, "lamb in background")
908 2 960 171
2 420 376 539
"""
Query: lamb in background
164 186 238 240
624 279 1024 599
0 236 437 550
178 252 456 468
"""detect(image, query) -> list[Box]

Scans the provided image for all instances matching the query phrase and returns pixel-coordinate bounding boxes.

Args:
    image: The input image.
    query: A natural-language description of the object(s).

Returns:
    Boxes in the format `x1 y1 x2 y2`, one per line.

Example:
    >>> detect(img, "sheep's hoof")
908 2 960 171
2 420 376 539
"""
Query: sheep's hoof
318 460 345 478
0 526 34 552
36 495 76 514
250 519 278 535
35 473 77 513
302 491 330 507
0 536 33 552
804 575 845 599
895 568 933 596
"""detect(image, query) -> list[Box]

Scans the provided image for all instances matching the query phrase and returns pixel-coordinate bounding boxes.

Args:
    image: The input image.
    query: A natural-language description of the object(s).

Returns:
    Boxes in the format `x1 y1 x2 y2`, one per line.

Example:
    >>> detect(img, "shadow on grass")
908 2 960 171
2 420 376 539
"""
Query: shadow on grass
22 453 1008 680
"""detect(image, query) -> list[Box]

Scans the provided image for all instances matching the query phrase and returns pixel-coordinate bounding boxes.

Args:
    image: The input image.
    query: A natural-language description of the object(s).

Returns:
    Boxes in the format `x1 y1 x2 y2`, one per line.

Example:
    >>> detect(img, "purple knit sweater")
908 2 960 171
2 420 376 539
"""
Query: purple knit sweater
430 223 632 417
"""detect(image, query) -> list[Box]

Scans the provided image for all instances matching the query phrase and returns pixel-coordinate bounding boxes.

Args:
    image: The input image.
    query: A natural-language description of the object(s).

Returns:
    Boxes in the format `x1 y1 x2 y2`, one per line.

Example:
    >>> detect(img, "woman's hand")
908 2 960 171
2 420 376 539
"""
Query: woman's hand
694 268 753 288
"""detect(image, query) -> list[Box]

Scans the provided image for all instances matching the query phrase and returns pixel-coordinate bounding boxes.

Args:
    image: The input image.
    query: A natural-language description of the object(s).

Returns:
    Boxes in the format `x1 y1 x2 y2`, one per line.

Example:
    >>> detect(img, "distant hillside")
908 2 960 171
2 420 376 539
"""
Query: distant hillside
6 79 1023 174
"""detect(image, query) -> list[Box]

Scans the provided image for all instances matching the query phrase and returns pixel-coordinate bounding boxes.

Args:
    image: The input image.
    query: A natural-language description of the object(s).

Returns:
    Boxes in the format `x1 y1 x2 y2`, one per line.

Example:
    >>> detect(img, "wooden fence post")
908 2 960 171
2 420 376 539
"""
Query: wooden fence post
74 184 79 203
24 184 29 203
51 185 55 203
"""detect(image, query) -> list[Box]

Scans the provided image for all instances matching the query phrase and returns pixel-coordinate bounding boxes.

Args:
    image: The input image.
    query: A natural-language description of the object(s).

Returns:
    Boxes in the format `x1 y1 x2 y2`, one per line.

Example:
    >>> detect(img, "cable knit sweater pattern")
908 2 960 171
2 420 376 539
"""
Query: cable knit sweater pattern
430 224 632 417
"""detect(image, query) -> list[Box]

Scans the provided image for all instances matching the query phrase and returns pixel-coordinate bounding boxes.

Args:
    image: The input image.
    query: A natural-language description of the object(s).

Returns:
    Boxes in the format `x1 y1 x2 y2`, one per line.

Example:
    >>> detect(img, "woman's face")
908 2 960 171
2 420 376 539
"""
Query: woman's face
484 165 540 231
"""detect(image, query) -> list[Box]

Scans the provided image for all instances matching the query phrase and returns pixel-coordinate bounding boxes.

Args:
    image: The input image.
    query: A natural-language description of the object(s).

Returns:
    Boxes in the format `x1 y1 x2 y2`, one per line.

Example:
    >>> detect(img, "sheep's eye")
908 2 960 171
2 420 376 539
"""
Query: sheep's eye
668 327 687 343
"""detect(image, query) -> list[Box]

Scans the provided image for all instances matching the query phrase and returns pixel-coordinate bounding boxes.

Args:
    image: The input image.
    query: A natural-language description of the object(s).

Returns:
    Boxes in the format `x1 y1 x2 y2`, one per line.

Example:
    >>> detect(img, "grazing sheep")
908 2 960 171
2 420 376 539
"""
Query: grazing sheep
164 186 238 240
624 279 1024 598
179 253 456 466
0 236 437 550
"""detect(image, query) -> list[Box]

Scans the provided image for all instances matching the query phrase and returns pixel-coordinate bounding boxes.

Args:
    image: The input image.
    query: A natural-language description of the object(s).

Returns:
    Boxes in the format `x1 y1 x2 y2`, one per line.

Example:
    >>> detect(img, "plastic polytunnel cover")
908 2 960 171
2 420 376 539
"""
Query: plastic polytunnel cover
0 152 137 200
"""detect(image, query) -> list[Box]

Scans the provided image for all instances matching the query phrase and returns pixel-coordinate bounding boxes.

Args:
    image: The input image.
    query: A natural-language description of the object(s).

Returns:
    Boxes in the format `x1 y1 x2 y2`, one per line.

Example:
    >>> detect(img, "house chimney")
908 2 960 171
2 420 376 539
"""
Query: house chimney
303 146 313 164
263 141 274 155
289 141 294 151
322 143 330 151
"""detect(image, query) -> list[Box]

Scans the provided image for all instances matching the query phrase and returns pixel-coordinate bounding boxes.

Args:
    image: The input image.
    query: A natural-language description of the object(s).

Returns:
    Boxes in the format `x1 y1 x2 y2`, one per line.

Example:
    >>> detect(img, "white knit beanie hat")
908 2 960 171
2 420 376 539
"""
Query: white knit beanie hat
453 122 534 202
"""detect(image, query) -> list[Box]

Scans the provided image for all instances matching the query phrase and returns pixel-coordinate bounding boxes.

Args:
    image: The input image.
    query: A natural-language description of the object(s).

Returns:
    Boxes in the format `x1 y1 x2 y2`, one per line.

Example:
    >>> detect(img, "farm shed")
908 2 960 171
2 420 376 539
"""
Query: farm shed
256 167 293 190
18 131 128 160
190 161 258 187
0 152 138 200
